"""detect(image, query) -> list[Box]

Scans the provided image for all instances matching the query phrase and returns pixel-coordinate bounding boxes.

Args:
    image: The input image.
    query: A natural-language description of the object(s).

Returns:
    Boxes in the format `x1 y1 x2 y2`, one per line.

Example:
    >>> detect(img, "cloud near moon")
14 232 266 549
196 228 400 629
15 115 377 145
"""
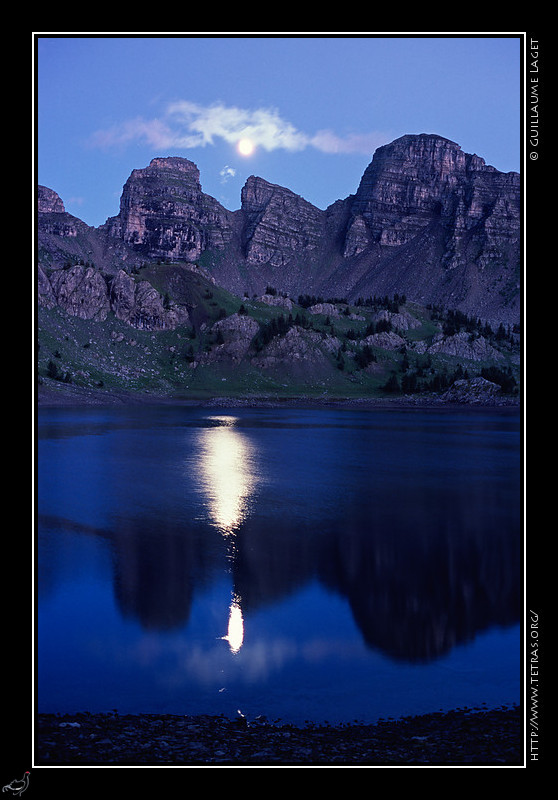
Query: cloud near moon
89 99 389 157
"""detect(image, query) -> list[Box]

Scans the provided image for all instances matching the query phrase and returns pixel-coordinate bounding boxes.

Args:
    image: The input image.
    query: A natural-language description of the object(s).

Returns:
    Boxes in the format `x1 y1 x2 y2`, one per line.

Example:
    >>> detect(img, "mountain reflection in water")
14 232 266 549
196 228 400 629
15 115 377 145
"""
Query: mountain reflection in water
37 406 521 720
38 408 521 664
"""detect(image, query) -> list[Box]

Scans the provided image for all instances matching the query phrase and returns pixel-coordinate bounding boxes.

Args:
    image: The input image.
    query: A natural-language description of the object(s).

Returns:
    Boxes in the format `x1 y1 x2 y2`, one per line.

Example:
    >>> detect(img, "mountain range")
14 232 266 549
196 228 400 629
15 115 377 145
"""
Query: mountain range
36 133 521 404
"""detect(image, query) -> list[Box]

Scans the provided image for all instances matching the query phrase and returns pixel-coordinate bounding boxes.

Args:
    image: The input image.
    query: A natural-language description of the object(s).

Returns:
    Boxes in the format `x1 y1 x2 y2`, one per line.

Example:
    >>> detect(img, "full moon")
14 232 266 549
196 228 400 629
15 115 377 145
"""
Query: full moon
237 138 255 156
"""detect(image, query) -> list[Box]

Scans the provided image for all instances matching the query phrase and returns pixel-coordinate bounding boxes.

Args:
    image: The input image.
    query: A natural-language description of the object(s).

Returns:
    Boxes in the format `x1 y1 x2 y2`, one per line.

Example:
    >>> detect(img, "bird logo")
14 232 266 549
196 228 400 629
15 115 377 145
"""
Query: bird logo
2 773 30 796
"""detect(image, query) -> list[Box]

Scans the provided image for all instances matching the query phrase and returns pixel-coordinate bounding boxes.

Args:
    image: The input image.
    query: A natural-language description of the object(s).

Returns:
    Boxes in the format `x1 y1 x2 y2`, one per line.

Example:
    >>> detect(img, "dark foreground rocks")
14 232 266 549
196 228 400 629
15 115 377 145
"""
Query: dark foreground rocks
36 705 522 766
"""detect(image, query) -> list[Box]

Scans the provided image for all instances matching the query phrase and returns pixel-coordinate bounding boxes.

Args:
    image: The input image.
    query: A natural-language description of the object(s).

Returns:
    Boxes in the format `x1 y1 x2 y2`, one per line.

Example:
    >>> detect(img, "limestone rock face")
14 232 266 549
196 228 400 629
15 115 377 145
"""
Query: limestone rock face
372 308 422 331
426 331 503 361
38 186 65 213
109 269 190 330
362 330 407 350
102 157 236 262
251 326 338 370
49 265 111 320
308 302 341 318
258 293 294 311
37 185 91 240
330 134 520 324
37 134 521 325
39 265 190 330
202 313 260 363
349 134 481 247
442 376 502 404
240 176 325 267
343 214 372 257
37 264 57 309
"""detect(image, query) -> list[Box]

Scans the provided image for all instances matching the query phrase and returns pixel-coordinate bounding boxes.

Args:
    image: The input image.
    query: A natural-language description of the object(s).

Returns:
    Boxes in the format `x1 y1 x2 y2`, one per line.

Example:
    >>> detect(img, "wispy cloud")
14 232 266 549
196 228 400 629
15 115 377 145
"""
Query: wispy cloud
89 117 177 150
219 165 236 183
89 100 388 156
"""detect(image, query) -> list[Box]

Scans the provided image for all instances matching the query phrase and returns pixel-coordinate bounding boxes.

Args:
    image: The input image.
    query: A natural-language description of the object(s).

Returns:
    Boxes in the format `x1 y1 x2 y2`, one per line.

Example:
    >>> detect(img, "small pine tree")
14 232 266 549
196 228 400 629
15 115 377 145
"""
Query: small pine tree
47 360 60 380
382 374 400 393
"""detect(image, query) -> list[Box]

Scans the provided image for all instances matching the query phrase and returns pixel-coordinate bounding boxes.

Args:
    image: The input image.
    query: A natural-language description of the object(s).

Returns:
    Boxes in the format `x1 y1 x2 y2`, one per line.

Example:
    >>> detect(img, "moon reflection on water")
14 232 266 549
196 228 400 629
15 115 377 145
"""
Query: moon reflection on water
194 416 260 654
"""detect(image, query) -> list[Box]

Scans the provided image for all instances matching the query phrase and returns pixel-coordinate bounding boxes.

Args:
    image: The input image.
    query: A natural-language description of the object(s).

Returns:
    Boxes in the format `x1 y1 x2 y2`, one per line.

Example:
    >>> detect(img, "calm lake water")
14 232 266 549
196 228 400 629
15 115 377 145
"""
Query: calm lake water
36 405 522 726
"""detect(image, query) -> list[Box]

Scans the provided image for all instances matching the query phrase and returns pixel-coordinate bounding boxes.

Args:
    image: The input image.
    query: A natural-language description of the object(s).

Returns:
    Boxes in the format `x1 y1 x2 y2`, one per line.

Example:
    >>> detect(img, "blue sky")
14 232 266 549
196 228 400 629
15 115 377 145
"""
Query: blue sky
35 34 523 228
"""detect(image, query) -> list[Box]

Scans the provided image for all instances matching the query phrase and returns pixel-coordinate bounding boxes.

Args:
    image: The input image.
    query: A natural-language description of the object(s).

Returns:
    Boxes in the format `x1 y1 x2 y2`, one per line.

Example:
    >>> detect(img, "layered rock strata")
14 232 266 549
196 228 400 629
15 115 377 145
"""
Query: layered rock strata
37 135 521 325
102 157 236 262
334 135 520 319
240 176 326 267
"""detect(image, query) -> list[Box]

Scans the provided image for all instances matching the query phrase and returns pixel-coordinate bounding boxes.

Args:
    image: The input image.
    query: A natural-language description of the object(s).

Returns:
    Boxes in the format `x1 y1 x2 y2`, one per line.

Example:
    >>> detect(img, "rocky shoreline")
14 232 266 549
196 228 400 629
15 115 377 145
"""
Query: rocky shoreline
36 379 520 410
35 705 523 766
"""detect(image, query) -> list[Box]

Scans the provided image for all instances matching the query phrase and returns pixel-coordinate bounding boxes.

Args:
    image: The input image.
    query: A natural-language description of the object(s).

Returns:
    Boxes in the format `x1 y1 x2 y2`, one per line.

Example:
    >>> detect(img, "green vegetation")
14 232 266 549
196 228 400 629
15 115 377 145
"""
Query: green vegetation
428 304 520 348
37 261 521 402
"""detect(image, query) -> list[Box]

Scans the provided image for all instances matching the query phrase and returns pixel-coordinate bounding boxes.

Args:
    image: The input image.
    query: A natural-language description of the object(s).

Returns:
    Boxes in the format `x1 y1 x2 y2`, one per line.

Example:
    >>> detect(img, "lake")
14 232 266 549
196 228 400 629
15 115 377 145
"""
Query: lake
36 404 522 726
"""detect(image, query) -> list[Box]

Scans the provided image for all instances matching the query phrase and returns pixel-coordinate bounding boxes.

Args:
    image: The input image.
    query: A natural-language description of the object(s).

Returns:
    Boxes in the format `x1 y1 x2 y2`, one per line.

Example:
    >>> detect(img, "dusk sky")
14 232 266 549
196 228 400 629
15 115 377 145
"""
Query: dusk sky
35 34 522 228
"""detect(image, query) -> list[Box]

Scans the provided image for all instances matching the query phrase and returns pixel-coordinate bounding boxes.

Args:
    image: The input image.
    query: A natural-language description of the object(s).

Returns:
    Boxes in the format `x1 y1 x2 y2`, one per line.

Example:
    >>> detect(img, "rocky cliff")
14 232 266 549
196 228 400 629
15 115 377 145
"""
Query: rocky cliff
101 157 237 263
38 262 191 331
37 133 520 328
325 135 521 323
240 175 327 266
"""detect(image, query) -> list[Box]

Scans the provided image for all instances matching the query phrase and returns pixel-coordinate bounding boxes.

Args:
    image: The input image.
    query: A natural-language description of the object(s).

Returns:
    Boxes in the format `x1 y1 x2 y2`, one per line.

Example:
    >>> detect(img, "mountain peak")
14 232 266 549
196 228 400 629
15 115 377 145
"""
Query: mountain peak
147 155 199 171
391 132 460 146
38 134 520 325
129 156 201 189
38 185 65 214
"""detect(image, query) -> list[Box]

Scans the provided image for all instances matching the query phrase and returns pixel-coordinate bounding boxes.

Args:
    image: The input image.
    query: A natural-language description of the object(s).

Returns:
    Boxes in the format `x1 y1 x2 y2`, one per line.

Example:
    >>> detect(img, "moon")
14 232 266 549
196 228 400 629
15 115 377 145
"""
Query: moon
237 138 255 156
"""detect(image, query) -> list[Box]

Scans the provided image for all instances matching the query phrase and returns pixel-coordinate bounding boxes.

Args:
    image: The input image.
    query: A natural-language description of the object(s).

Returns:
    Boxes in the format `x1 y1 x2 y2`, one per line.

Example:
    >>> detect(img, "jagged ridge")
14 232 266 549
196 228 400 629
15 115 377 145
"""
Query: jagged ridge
38 133 520 326
36 134 521 403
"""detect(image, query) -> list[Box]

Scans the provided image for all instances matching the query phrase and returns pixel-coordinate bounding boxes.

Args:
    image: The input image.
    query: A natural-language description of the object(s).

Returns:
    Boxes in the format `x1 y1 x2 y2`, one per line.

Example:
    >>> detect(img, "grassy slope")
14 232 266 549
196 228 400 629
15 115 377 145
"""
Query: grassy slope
36 263 521 402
